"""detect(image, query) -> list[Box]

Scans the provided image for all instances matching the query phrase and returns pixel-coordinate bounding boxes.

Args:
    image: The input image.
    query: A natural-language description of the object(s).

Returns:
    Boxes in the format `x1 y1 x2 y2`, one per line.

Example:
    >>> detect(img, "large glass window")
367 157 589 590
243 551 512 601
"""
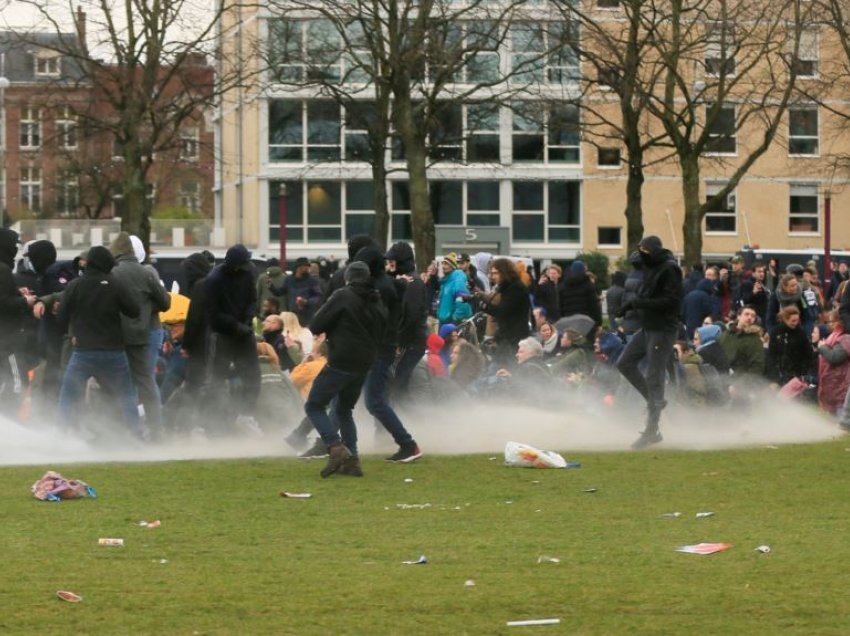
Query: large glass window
56 175 78 217
268 100 341 162
466 103 500 162
510 21 579 85
512 181 580 242
430 181 463 225
705 21 736 76
789 184 818 233
512 104 579 163
56 106 77 150
467 181 500 226
704 182 736 233
790 29 818 78
345 181 376 238
705 103 736 154
20 167 41 212
391 182 412 241
180 181 201 213
20 107 41 149
268 19 342 83
789 106 818 155
429 104 463 161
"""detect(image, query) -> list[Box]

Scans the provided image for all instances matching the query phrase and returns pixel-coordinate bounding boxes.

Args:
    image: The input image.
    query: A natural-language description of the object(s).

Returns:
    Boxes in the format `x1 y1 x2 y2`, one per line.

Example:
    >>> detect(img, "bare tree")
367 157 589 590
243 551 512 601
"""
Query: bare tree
14 0 243 249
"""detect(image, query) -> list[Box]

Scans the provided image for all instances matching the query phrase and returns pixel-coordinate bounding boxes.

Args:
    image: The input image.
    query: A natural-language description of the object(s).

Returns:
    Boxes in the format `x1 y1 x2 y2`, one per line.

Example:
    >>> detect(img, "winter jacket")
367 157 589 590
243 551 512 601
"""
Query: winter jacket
632 243 683 333
767 284 819 336
0 230 27 354
324 234 379 301
256 266 288 316
354 245 405 354
765 323 813 386
57 246 140 351
620 269 644 335
736 277 770 323
533 279 560 322
817 331 850 413
605 273 626 321
426 333 447 377
205 245 257 339
278 274 323 327
290 357 327 399
480 278 530 346
719 324 765 377
110 254 171 346
558 273 602 324
386 241 428 350
310 281 387 373
682 279 721 337
695 339 730 376
438 269 473 324
181 253 213 358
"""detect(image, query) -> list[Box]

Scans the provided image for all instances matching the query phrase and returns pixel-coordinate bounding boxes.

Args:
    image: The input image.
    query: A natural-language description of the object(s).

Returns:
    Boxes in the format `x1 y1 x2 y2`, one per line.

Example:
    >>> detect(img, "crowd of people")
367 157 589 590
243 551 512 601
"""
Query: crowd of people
2 226 849 475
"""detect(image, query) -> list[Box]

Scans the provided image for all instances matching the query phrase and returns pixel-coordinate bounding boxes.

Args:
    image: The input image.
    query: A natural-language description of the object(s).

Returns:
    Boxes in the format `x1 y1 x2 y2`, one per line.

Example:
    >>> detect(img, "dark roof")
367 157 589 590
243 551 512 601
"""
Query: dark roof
0 31 87 84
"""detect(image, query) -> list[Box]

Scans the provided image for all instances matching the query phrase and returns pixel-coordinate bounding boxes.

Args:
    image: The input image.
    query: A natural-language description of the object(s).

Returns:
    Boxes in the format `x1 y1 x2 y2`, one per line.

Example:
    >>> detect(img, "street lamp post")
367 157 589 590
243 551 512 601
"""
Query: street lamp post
278 182 288 266
0 74 10 228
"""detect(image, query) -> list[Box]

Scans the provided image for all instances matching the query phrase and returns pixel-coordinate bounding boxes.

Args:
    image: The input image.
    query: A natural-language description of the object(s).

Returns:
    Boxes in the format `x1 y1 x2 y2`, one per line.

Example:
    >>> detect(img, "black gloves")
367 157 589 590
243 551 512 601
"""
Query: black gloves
614 301 634 318
235 323 254 338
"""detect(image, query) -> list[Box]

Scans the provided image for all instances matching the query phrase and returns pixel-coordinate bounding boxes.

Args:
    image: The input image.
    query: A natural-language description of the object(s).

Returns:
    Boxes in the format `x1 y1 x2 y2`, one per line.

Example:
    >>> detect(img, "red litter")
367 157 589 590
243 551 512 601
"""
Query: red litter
56 590 82 603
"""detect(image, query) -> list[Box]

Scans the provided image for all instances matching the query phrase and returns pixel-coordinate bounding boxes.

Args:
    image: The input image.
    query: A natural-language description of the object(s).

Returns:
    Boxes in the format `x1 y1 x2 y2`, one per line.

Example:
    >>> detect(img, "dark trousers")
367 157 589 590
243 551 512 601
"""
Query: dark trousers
393 347 425 397
305 365 367 455
0 351 24 418
364 353 415 449
126 341 163 433
209 333 261 417
616 328 677 412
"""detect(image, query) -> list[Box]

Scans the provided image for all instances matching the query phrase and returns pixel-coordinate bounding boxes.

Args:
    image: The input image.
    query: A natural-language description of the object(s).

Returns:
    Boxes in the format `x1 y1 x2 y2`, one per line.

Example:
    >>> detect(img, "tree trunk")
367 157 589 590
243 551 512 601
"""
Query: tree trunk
371 159 390 250
624 148 645 255
680 155 702 267
121 154 151 249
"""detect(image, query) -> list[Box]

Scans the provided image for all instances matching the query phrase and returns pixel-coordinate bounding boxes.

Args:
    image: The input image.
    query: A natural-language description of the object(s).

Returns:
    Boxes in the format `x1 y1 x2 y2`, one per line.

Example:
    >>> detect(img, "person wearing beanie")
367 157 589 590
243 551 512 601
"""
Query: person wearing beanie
305 261 388 478
204 244 264 437
438 252 472 326
109 231 171 440
0 228 35 416
694 323 730 376
386 241 428 396
558 259 602 326
323 233 380 300
56 245 143 438
614 235 683 449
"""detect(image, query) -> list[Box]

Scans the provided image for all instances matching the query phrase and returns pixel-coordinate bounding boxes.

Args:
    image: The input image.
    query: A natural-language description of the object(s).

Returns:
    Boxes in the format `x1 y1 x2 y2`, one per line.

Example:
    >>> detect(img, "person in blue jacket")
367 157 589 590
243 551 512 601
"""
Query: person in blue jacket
437 253 472 326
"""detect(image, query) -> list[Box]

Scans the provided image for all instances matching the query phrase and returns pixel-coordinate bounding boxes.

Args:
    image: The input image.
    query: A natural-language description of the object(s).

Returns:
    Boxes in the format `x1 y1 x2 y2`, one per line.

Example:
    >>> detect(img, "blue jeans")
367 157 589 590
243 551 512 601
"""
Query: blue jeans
304 365 367 455
58 349 142 437
365 353 415 448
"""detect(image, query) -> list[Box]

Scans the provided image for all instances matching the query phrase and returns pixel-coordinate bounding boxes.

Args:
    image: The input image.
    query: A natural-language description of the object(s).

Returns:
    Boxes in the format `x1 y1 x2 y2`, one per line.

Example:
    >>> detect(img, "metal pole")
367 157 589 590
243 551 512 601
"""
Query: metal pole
278 182 288 266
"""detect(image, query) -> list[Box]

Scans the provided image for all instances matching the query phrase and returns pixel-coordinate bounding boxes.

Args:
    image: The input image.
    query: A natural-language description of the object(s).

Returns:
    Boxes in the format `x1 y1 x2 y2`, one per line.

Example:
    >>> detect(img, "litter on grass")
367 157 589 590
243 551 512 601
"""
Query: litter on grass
56 591 82 603
280 492 312 498
98 538 124 547
32 471 96 501
696 512 716 518
396 503 431 509
662 512 682 518
676 542 732 555
583 488 598 493
504 442 571 469
404 478 414 483
402 555 428 565
465 580 476 587
506 618 561 627
537 556 561 564
138 520 161 528
755 545 772 554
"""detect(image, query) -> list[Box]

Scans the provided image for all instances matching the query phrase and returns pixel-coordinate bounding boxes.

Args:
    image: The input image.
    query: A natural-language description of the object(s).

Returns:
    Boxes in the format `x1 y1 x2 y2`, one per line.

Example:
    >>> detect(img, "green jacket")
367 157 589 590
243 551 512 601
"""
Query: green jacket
719 325 765 376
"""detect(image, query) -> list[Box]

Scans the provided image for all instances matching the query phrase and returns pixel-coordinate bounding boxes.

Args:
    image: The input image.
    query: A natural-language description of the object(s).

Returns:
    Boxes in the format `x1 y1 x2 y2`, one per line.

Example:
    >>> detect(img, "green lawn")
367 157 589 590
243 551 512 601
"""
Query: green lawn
2 441 849 635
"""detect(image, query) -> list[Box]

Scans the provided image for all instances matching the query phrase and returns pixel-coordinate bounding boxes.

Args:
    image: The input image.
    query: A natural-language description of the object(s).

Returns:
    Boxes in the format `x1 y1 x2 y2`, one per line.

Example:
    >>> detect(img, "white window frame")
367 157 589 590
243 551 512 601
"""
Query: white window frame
704 181 737 235
20 107 41 149
56 106 77 150
180 127 199 160
789 29 819 79
268 99 342 163
20 167 42 212
510 21 579 86
704 103 737 155
35 55 61 77
789 183 819 235
57 176 79 217
597 226 623 247
705 21 736 77
180 181 201 213
268 18 342 84
465 103 501 163
788 106 819 156
511 180 581 244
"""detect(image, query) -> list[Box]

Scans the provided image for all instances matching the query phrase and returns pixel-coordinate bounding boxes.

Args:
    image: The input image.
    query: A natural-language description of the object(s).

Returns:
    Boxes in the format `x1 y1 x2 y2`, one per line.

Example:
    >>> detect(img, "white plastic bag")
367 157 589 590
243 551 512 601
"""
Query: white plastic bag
504 441 567 469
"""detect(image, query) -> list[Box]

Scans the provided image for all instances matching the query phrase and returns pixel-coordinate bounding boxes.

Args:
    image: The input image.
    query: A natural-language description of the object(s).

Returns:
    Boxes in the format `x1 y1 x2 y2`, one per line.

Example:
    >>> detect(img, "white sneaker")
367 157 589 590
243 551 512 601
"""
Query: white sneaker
235 415 264 438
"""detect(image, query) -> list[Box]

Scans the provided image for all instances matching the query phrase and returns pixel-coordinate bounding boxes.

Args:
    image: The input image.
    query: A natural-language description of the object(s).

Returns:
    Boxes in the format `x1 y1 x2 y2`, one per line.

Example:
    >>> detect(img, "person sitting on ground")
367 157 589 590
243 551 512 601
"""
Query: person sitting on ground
537 321 561 358
765 305 814 389
590 331 624 395
282 310 314 356
438 323 459 368
813 311 850 415
449 339 487 389
261 313 299 372
694 324 730 376
673 340 726 406
493 337 551 393
426 333 447 377
719 305 765 379
549 329 594 379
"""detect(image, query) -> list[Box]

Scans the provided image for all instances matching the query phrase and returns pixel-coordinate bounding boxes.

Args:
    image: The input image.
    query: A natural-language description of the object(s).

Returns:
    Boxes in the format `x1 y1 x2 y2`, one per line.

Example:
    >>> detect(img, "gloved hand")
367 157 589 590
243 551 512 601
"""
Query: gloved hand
614 301 634 319
235 323 254 338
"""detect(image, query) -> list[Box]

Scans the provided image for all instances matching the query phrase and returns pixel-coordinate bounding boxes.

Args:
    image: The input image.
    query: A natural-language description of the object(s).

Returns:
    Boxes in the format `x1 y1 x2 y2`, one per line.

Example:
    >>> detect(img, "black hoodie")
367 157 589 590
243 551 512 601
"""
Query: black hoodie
386 241 428 350
325 234 379 301
354 244 405 354
182 253 213 357
633 236 683 332
0 229 27 352
57 246 140 350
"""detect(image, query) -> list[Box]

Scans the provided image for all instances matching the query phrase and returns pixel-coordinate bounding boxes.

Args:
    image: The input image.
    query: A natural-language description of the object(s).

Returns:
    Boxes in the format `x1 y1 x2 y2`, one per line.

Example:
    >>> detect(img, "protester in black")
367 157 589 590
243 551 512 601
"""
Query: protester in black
0 229 35 416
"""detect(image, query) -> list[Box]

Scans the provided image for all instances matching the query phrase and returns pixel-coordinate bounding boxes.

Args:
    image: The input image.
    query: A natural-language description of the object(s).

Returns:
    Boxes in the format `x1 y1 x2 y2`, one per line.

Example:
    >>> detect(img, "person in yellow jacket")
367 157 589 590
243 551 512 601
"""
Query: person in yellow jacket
284 338 329 455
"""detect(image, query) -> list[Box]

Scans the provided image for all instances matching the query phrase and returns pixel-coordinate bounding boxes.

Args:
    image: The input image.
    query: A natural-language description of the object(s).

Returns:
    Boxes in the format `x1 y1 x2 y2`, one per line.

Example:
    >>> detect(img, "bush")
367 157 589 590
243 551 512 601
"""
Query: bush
575 251 611 290
151 205 201 220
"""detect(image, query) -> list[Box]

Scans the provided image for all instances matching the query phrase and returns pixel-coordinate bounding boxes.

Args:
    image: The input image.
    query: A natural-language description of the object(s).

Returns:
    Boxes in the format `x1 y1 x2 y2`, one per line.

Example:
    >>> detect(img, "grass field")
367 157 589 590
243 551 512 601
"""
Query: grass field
2 439 849 635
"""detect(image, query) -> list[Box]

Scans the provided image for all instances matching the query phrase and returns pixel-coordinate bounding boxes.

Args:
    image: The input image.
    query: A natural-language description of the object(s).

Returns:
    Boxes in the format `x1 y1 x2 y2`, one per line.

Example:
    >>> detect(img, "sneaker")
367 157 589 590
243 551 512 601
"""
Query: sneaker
285 430 309 451
321 444 352 478
385 444 423 463
337 456 364 477
235 415 264 438
298 438 328 459
631 429 663 450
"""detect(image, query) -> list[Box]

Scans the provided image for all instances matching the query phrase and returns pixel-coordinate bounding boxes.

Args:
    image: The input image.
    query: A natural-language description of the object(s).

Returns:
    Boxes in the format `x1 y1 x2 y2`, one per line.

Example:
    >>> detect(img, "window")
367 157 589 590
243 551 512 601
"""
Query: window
429 104 463 161
705 103 736 154
597 66 619 90
466 103 500 162
56 106 77 149
467 181 500 226
180 127 199 160
20 108 41 148
35 55 60 76
597 227 621 246
465 21 501 83
789 106 818 155
430 181 463 225
20 167 41 213
180 181 201 213
789 184 818 233
56 176 79 217
344 102 375 161
597 0 620 7
268 100 341 162
512 181 580 243
598 147 621 167
391 182 412 241
705 22 736 76
510 21 579 85
268 19 342 83
704 182 736 233
790 29 818 78
344 181 376 238
512 104 579 164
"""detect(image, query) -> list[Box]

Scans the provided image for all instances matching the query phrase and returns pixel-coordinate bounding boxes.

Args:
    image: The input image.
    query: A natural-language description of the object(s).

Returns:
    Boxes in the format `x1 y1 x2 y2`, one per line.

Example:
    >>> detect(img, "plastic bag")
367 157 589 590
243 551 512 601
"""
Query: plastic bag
31 471 97 502
504 441 568 469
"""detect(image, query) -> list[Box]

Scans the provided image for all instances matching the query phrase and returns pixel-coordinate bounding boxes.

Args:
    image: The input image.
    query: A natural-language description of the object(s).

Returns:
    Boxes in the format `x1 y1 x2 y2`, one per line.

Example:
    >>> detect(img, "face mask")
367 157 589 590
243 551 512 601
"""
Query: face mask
639 251 654 265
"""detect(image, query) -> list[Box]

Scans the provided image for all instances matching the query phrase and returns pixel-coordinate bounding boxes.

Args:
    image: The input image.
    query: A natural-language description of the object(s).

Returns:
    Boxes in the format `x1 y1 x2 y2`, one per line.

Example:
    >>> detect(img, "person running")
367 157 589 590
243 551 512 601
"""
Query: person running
305 262 387 478
614 236 683 449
